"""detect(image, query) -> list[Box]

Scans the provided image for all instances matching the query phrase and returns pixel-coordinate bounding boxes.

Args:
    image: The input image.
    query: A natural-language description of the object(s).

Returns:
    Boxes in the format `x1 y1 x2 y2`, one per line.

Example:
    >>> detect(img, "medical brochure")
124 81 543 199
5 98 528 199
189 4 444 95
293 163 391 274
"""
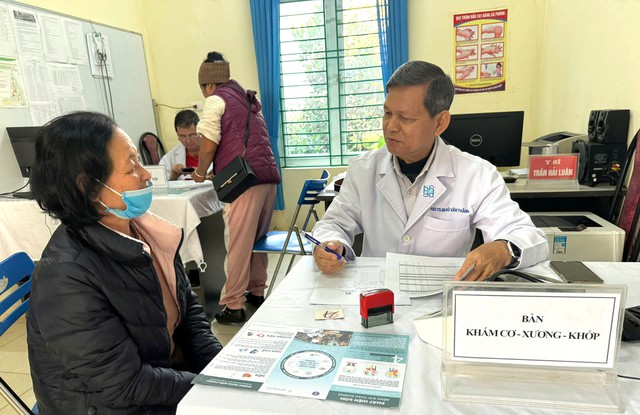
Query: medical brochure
193 322 410 407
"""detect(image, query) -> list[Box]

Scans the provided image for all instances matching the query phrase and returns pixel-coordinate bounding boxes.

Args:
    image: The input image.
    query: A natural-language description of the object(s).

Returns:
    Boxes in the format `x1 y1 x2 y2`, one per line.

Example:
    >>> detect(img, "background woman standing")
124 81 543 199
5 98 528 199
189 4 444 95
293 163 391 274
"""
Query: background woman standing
192 51 280 323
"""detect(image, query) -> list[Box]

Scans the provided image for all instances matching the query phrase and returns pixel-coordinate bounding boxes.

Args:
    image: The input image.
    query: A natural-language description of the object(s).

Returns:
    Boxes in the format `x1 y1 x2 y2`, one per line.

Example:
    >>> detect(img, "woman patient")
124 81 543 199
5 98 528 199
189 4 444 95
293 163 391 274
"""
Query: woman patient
27 111 221 414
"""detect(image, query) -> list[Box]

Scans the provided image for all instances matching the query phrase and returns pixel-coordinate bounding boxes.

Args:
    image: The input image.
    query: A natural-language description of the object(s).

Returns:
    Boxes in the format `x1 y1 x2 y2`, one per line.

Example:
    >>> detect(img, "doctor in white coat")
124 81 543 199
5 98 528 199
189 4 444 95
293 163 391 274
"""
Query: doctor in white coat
313 61 548 281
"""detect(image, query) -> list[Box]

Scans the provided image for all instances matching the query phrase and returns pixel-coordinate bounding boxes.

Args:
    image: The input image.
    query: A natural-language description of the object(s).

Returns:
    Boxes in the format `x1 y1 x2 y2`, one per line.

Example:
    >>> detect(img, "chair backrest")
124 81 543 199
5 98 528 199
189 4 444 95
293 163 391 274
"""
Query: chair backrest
297 178 328 206
619 131 640 261
320 169 330 180
0 252 35 337
608 129 640 261
289 177 328 233
138 132 166 165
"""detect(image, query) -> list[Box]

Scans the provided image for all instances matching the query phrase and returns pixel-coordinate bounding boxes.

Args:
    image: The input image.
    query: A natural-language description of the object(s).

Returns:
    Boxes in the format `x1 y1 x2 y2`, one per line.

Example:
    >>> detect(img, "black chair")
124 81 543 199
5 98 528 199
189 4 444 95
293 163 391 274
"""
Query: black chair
138 132 166 165
608 130 640 261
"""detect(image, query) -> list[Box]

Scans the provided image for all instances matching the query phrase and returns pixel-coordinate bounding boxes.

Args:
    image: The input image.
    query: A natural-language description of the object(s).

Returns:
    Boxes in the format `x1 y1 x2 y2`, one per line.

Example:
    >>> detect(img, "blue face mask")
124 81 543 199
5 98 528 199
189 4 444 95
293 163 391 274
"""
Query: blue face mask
99 181 153 219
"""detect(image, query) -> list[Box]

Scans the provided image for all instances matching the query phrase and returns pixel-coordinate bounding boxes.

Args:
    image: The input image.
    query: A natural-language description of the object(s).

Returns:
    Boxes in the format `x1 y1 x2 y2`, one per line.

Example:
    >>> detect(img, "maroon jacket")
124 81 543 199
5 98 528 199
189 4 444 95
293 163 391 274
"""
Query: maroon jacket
213 80 280 185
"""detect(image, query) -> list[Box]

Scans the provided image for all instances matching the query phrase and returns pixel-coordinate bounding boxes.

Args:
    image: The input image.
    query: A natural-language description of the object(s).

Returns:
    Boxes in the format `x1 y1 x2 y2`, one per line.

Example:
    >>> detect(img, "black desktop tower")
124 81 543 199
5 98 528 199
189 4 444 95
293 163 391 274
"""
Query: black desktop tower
587 109 630 144
572 139 626 186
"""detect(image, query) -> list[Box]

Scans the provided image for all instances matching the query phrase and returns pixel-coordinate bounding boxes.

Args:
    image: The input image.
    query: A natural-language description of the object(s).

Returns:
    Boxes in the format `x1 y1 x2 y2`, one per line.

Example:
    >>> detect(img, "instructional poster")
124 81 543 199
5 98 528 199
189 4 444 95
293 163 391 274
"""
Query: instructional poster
453 8 507 94
0 56 27 107
193 322 410 408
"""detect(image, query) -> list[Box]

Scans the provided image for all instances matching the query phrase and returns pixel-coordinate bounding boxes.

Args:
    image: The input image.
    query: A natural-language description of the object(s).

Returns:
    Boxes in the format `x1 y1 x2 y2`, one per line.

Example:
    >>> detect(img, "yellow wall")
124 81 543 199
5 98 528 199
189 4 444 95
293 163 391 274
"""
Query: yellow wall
17 0 145 33
143 0 260 147
409 0 545 165
537 0 640 136
409 0 639 140
13 0 640 229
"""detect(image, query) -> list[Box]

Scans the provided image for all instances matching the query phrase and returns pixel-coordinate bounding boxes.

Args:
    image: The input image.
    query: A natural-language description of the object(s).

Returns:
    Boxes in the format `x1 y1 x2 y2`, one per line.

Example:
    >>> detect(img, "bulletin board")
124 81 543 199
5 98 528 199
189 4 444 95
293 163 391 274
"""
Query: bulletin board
0 0 156 193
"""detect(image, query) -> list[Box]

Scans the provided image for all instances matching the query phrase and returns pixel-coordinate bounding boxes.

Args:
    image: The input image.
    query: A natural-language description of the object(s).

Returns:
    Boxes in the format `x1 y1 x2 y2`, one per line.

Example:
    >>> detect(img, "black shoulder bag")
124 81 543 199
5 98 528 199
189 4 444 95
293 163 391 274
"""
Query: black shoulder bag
213 91 258 203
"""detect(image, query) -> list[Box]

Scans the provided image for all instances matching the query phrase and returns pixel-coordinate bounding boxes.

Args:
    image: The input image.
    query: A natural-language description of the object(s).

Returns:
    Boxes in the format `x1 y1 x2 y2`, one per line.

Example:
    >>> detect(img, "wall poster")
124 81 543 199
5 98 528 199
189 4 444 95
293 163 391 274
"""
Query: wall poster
453 8 507 94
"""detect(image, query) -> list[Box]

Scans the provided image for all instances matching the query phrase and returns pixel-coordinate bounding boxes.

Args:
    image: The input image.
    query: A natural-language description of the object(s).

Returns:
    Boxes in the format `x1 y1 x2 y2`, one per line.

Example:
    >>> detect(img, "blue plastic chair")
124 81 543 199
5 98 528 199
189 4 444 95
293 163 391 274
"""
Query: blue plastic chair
0 251 38 414
254 171 329 296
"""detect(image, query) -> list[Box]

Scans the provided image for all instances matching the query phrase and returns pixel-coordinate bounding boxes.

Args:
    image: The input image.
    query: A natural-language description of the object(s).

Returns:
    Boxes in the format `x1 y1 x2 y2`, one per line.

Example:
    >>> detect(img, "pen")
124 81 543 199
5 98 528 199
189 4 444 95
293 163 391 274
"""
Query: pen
301 231 346 262
459 263 475 281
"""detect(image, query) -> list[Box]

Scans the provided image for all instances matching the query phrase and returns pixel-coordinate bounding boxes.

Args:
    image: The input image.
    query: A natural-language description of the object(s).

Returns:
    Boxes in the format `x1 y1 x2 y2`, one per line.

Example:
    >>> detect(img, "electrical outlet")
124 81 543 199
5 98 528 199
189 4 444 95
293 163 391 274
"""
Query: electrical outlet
190 101 203 111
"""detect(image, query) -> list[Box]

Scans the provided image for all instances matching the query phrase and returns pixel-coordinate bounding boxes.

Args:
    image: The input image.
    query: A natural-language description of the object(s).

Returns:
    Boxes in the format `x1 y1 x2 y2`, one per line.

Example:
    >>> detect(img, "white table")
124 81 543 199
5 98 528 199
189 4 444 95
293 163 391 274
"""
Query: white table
0 181 223 265
152 182 224 264
178 256 640 415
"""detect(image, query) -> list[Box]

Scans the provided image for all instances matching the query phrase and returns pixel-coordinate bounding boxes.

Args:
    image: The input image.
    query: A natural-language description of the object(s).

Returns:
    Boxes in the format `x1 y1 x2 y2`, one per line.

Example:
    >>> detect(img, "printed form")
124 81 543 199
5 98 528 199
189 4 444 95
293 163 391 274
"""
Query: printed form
310 253 464 305
385 252 464 297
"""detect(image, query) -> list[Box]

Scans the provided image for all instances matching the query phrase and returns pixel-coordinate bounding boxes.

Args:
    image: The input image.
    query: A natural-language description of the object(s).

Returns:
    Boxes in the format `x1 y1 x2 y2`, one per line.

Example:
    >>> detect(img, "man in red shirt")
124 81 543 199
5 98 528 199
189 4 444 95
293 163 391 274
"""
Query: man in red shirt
160 110 210 180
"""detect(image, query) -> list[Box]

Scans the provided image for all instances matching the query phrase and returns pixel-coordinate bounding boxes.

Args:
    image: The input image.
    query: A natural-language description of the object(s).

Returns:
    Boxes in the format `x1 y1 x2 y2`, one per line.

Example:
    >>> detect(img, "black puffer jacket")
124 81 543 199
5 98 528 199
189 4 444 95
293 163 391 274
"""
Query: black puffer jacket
27 217 222 415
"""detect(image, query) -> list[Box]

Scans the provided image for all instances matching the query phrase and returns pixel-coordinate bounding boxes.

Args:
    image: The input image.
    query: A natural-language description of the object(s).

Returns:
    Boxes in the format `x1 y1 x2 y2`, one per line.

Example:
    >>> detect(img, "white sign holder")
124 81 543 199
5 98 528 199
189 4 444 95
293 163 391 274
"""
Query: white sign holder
441 281 626 412
144 165 168 191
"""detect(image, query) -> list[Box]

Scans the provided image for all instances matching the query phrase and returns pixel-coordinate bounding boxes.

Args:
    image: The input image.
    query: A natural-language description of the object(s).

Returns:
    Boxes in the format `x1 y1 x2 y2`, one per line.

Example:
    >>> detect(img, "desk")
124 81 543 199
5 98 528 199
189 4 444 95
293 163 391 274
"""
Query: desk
0 182 223 265
507 179 616 217
318 180 616 217
178 256 640 415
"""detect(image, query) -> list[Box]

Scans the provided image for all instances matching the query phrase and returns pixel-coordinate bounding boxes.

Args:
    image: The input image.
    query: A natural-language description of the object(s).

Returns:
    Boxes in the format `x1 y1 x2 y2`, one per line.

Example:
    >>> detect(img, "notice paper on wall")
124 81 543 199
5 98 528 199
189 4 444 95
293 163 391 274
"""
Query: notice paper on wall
193 322 410 408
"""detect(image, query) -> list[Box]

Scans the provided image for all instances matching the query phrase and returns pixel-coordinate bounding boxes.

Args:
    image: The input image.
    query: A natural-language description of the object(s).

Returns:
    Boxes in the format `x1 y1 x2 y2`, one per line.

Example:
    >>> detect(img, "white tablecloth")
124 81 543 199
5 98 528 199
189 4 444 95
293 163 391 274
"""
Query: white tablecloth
0 182 223 265
178 257 640 415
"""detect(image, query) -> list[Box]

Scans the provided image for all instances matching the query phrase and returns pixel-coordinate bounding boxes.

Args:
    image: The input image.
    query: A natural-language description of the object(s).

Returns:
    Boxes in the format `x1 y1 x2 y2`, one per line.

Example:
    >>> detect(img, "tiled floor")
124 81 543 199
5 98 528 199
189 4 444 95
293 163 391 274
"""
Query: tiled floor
0 253 297 413
0 316 35 414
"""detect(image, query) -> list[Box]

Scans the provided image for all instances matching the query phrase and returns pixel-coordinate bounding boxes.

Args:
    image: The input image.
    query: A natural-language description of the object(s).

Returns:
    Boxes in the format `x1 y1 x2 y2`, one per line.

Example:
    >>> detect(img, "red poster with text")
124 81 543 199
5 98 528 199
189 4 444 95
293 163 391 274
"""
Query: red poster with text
453 9 508 94
528 155 579 181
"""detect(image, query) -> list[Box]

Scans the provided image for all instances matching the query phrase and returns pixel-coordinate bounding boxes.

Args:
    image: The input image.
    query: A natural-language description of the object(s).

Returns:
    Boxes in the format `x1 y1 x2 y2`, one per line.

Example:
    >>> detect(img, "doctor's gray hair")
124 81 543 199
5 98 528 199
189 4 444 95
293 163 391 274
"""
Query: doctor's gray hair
386 61 454 117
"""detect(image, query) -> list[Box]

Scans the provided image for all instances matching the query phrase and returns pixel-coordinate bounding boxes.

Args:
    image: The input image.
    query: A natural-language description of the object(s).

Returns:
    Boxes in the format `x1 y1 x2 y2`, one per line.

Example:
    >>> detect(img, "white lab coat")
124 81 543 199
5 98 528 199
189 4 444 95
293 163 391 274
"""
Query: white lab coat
313 138 549 269
158 145 213 180
159 144 185 180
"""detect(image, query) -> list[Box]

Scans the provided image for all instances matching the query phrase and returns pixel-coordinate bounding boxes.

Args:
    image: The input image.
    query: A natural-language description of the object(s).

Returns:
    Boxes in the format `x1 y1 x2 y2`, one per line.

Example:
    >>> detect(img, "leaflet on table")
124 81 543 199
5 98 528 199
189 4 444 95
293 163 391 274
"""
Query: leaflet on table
385 252 464 297
193 322 410 408
167 180 214 192
310 258 411 306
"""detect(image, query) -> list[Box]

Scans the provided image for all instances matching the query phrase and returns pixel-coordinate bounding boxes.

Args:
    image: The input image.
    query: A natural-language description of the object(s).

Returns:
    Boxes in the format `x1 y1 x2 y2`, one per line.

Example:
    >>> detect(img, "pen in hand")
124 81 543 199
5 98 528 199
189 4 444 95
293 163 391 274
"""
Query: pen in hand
458 263 475 281
301 231 346 262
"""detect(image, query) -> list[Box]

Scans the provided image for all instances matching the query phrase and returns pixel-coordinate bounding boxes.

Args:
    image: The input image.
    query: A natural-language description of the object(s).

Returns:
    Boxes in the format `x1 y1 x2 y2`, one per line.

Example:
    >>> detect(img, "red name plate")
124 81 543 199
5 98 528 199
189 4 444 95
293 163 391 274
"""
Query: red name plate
528 154 579 181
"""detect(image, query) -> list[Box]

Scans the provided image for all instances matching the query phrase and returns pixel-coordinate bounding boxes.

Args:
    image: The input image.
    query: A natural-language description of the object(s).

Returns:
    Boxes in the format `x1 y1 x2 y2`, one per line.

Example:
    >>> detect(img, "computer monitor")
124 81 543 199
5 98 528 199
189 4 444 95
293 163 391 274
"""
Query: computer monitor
440 111 524 167
6 126 39 178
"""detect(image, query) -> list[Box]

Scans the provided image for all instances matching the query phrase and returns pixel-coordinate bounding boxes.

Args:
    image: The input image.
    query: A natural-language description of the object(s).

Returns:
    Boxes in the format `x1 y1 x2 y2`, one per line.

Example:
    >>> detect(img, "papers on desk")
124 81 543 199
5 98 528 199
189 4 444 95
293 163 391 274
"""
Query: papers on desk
193 322 410 408
508 167 529 178
167 180 215 193
310 253 464 306
385 253 464 297
413 315 453 350
310 258 410 305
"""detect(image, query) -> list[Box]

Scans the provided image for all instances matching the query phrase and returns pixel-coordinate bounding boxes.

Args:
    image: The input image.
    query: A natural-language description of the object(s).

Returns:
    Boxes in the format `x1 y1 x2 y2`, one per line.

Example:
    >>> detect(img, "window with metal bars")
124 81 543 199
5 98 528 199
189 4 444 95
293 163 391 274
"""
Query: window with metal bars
279 0 385 167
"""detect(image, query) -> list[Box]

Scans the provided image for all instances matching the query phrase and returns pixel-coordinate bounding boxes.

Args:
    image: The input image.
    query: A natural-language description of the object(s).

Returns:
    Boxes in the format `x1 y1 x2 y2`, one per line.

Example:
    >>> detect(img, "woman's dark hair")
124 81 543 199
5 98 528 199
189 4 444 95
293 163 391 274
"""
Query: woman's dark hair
31 111 116 228
204 51 225 62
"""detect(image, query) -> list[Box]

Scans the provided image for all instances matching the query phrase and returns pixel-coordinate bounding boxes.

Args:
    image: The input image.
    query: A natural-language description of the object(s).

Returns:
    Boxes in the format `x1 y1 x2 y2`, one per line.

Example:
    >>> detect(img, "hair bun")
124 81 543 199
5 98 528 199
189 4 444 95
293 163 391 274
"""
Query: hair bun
206 51 225 62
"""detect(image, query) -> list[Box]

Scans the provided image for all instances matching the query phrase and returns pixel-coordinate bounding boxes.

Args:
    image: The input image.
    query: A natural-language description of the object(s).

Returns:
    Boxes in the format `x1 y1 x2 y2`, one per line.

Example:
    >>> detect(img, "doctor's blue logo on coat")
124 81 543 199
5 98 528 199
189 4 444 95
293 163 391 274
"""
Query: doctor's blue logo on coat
423 185 435 198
